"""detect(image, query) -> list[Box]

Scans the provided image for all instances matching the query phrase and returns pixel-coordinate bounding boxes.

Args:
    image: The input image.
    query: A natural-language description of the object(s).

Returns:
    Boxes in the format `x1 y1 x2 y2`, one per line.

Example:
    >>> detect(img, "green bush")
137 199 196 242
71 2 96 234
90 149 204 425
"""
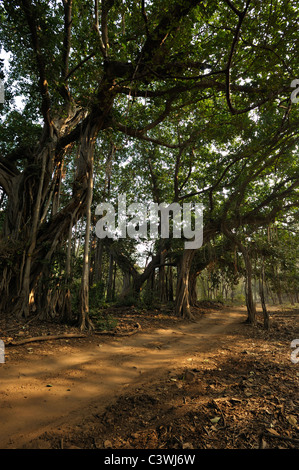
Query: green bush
89 309 118 331
89 281 106 309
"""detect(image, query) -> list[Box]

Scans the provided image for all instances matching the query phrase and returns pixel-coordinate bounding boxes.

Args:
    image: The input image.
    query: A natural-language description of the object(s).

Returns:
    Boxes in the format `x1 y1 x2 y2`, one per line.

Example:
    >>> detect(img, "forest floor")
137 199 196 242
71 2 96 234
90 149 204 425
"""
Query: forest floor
0 303 298 450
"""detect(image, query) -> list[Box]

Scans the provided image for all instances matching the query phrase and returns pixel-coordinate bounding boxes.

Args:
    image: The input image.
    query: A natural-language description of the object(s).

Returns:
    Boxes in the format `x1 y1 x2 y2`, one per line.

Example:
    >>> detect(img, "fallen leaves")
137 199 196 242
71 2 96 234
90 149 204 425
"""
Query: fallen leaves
286 415 298 427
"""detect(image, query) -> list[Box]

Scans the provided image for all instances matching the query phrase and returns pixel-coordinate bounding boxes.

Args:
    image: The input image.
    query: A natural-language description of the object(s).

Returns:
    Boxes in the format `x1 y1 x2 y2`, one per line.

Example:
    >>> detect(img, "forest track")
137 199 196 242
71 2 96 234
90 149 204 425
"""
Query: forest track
0 307 247 449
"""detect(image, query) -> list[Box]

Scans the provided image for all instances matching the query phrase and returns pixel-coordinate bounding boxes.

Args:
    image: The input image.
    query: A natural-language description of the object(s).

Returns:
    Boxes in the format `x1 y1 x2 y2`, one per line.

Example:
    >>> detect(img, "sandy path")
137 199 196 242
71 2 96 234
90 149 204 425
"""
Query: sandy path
0 307 246 449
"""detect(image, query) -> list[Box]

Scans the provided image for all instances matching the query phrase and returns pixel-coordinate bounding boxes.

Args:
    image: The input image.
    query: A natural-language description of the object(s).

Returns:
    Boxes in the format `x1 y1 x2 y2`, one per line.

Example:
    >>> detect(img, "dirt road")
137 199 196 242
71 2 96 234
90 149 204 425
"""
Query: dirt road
0 307 248 448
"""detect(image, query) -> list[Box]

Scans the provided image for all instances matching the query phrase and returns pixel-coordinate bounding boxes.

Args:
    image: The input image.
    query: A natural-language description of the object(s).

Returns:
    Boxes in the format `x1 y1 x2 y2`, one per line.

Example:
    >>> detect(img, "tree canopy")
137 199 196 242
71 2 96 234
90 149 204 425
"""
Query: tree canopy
0 0 298 328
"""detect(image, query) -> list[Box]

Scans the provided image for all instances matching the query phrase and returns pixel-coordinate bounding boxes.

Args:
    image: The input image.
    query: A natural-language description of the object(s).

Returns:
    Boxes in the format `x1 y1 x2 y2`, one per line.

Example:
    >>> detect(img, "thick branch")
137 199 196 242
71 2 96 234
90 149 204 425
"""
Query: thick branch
113 121 182 149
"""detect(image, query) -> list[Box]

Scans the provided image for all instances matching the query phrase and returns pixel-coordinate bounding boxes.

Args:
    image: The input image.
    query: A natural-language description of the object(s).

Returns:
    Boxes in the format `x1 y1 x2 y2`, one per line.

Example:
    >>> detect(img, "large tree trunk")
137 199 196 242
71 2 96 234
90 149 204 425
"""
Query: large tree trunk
0 79 115 320
11 149 48 319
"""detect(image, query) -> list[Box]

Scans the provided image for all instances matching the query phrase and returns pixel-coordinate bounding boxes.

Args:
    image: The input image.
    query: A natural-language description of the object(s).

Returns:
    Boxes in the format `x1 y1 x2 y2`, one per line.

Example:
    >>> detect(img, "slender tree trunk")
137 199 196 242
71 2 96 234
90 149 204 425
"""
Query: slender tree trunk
243 250 256 324
112 261 117 301
78 130 97 331
222 224 256 324
274 267 283 304
189 272 198 306
61 214 74 323
168 266 174 302
259 258 269 329
106 252 114 302
175 249 195 319
14 152 47 319
93 239 104 284
122 271 131 296
159 251 167 302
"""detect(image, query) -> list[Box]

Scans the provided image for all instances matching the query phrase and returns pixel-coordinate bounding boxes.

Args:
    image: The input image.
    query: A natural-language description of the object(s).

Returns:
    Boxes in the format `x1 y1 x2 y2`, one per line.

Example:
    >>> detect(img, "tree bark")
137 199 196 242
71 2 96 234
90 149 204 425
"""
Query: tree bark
168 266 174 302
222 224 256 324
174 249 195 319
0 77 115 320
106 252 114 302
78 124 98 331
61 214 74 323
13 150 47 319
243 248 256 324
188 271 198 306
121 271 132 296
259 257 269 329
159 251 167 302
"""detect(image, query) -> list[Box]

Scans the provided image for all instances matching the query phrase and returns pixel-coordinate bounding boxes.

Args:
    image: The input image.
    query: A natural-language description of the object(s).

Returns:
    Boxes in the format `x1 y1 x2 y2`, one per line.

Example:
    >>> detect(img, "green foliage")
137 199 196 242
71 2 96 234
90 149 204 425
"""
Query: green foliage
0 0 298 321
89 281 106 309
89 309 118 331
114 294 138 307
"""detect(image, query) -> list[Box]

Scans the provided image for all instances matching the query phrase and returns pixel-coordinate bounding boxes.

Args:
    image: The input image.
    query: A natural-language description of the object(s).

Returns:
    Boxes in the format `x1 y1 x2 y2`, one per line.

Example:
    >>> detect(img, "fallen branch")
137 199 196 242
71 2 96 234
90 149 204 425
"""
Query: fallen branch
6 333 86 346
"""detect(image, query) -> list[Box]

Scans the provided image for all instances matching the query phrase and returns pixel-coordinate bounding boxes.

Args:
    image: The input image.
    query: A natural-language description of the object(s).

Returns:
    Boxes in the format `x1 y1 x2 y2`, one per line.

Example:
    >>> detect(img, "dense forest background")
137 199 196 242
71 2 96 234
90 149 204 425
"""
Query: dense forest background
0 0 298 331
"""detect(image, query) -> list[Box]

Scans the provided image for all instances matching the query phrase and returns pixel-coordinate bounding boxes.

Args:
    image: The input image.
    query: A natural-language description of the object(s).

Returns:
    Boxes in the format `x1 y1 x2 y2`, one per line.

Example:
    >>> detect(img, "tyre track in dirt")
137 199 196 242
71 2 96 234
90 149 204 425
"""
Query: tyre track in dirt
0 307 246 449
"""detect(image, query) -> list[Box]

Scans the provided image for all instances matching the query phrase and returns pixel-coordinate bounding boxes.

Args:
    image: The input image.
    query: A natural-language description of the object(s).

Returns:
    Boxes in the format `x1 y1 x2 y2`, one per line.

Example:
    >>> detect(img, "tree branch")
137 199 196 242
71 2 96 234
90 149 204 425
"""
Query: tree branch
225 0 251 113
223 0 243 17
61 0 73 80
65 53 96 81
94 0 108 58
141 0 150 37
113 121 185 149
20 0 52 131
139 0 204 65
